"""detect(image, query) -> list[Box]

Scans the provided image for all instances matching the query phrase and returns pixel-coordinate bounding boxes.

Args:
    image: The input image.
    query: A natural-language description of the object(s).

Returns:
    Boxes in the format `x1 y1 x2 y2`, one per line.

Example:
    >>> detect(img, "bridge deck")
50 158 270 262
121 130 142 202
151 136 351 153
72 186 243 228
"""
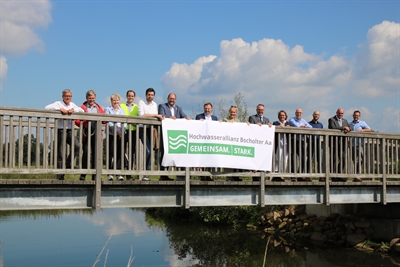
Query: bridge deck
1 179 399 210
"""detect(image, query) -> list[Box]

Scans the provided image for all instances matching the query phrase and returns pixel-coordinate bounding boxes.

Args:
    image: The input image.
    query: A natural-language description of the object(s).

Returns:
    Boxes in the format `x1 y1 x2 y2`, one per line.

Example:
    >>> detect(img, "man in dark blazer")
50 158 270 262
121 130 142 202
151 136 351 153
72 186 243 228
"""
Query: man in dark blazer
248 104 272 126
248 104 272 181
195 102 218 181
158 93 190 120
328 108 352 181
195 102 218 121
158 93 190 180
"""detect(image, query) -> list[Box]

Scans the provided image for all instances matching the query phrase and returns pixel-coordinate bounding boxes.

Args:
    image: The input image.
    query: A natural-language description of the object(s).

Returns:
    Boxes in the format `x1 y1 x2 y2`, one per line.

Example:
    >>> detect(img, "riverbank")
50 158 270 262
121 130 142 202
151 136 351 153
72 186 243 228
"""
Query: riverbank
249 205 400 255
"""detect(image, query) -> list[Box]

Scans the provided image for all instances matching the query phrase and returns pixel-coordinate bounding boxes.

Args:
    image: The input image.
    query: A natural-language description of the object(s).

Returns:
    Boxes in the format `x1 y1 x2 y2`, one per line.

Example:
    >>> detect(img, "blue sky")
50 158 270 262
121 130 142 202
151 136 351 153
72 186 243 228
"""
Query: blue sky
1 0 399 133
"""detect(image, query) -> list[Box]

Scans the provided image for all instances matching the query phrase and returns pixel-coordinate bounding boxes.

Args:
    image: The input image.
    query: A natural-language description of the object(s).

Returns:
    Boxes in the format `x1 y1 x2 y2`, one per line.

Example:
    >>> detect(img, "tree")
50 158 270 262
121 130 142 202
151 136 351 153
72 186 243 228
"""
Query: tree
14 134 44 166
218 92 248 122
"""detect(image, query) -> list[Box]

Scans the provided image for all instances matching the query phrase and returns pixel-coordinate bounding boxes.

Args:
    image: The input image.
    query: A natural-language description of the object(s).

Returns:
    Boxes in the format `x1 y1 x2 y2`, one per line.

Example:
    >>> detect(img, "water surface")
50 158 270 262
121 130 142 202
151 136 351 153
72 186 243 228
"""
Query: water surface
0 208 398 266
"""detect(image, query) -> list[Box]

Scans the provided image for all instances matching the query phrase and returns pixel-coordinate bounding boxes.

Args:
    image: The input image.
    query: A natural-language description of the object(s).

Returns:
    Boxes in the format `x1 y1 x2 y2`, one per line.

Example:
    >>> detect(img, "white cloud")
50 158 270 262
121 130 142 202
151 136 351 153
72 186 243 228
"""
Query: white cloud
0 0 52 90
161 21 399 133
379 106 400 134
161 37 351 117
352 21 400 98
0 0 52 54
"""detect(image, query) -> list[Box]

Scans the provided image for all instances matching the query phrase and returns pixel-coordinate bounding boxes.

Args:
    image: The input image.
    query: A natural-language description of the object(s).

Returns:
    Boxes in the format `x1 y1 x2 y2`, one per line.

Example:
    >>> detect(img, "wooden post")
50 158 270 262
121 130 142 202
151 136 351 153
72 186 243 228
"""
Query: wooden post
93 119 103 210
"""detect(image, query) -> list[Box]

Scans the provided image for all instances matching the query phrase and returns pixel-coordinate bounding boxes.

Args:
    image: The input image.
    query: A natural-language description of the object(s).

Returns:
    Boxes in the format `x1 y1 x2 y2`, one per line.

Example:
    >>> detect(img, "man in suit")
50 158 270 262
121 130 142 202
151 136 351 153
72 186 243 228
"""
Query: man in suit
195 102 218 181
195 102 218 121
248 104 272 181
158 93 190 180
328 108 352 181
248 104 272 126
158 93 191 120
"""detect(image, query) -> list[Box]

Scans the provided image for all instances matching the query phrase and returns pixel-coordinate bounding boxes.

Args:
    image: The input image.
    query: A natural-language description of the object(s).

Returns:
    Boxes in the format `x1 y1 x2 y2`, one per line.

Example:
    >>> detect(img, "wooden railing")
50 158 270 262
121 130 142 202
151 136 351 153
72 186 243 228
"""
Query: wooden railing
1 106 399 182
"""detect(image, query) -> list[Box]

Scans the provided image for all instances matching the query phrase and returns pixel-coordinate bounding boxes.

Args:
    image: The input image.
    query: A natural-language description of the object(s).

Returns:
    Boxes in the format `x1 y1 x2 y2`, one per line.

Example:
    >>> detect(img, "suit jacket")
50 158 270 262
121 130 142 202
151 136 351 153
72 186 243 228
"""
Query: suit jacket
158 103 187 119
328 116 352 131
328 116 352 152
248 114 270 125
195 113 218 121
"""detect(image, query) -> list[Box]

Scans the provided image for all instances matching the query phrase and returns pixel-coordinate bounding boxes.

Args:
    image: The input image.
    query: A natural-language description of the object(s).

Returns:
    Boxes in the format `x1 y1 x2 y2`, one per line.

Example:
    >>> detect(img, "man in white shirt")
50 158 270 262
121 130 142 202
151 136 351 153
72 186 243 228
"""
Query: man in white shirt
45 89 84 180
138 88 164 180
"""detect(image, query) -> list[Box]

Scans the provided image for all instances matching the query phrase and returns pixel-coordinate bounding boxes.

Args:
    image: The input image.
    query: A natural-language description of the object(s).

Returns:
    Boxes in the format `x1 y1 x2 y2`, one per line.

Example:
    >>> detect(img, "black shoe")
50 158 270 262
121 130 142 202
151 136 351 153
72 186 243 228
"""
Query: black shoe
79 175 86 181
160 176 174 181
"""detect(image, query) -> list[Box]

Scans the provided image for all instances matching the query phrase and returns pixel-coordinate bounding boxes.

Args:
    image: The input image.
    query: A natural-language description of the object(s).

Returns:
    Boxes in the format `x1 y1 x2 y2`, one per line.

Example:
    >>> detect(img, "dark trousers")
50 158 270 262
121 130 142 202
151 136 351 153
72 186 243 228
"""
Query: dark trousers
330 137 347 174
351 146 364 174
57 129 80 179
139 129 151 170
291 139 307 173
124 131 137 169
109 134 123 170
307 139 322 173
81 133 98 179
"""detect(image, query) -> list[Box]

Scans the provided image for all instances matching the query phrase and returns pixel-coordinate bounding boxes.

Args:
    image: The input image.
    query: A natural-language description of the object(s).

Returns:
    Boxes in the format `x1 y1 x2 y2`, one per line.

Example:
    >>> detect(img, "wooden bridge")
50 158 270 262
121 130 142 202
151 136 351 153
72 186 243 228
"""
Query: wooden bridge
1 106 399 210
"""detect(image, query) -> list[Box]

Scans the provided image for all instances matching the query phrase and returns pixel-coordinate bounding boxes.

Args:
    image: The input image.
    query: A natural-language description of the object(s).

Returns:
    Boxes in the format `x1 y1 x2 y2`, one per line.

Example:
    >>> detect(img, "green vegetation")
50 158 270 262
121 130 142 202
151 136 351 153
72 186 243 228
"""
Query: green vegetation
218 92 248 122
147 205 280 227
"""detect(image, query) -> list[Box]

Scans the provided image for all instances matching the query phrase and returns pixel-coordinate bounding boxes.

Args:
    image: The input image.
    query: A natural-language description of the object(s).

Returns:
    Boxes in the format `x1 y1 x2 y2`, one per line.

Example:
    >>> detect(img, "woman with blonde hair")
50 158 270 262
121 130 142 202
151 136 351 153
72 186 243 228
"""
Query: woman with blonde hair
105 94 126 181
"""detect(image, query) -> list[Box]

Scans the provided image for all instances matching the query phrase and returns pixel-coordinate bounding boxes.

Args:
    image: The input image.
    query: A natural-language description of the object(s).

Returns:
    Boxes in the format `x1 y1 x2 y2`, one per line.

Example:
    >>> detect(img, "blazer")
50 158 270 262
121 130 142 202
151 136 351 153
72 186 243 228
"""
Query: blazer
328 116 352 131
195 113 218 121
158 103 187 119
272 120 290 126
248 114 270 125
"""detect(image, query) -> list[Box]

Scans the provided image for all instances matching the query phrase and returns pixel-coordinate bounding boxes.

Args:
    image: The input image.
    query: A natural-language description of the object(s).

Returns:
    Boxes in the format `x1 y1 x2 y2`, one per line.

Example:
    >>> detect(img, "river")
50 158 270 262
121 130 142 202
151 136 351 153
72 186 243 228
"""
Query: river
0 208 399 266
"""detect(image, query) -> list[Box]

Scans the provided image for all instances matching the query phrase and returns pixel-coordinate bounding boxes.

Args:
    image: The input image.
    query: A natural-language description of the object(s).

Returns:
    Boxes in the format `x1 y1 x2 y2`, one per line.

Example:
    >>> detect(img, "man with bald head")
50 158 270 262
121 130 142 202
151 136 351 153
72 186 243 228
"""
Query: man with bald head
158 93 190 181
308 111 324 178
328 108 352 181
289 108 312 181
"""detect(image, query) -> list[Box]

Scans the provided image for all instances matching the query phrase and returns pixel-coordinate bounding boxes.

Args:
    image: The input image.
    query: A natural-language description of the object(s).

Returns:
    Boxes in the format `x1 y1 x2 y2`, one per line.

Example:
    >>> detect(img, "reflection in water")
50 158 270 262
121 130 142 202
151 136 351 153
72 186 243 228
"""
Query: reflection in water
0 209 399 267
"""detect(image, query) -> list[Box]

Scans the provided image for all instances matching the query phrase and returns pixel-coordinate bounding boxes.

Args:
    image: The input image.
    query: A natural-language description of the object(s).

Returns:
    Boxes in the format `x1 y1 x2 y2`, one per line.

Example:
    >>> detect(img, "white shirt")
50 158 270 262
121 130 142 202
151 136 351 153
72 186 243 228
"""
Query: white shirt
138 100 158 116
45 101 83 129
138 100 158 128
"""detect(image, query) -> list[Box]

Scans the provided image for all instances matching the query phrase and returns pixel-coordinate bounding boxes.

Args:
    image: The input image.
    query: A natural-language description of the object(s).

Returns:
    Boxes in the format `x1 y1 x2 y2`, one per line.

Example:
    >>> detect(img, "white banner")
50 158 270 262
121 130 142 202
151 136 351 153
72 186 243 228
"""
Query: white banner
161 119 275 171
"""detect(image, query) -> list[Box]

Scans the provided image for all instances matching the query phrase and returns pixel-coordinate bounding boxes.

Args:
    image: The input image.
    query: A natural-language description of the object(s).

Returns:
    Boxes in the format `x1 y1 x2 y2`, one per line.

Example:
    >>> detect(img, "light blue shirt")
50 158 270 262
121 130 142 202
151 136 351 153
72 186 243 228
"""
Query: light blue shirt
349 120 370 146
289 117 312 140
349 120 370 132
288 117 312 128
105 106 126 135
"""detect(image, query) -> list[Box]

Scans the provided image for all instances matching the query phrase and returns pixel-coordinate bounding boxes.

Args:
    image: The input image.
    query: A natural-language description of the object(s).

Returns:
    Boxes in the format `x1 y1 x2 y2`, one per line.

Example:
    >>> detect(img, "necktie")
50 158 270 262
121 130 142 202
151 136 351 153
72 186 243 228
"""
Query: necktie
259 116 263 123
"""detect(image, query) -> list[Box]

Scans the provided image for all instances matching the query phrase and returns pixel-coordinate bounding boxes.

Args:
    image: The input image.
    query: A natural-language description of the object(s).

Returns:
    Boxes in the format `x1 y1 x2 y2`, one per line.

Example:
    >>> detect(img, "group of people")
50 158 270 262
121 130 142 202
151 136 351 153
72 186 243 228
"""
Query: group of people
45 88 371 182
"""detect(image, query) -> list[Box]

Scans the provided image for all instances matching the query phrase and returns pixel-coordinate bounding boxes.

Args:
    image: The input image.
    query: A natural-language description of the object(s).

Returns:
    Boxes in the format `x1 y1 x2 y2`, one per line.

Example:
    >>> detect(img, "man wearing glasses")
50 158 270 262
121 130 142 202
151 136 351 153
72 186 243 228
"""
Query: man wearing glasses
45 89 84 180
248 104 272 126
